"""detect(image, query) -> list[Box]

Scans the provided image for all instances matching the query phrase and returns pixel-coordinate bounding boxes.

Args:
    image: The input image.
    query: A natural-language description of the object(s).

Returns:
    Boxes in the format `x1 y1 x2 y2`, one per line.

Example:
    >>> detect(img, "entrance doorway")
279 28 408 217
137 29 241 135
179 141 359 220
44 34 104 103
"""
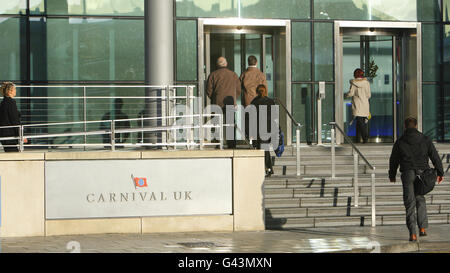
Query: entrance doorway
208 33 275 99
198 19 292 144
335 21 422 144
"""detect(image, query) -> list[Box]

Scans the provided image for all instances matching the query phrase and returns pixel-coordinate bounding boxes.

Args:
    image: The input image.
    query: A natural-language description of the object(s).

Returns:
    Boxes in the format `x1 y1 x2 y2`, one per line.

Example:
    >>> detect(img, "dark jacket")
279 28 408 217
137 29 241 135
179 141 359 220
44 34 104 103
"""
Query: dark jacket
0 96 21 137
250 95 277 143
206 67 241 108
389 128 444 179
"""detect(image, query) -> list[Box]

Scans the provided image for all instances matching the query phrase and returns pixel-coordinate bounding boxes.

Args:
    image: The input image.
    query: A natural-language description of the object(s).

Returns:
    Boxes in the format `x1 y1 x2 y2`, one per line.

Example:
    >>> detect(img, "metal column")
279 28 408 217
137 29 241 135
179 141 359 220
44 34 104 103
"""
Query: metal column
144 0 174 145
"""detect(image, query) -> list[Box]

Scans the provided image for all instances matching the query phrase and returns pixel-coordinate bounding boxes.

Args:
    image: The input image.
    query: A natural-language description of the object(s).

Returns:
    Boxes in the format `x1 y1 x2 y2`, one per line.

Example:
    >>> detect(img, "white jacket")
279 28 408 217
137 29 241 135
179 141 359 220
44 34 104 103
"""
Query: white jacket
345 78 371 117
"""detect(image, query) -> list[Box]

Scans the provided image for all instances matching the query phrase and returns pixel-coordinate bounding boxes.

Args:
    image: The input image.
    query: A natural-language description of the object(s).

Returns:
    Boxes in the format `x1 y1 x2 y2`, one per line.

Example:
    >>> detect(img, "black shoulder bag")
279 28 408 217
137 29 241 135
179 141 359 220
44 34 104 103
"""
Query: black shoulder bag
406 144 437 195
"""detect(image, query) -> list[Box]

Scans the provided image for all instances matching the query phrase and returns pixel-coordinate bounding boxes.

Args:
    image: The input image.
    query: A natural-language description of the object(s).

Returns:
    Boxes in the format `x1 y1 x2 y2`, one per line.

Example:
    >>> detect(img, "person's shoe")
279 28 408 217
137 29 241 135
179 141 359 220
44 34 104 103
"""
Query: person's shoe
265 168 274 177
409 234 417 242
419 228 427 237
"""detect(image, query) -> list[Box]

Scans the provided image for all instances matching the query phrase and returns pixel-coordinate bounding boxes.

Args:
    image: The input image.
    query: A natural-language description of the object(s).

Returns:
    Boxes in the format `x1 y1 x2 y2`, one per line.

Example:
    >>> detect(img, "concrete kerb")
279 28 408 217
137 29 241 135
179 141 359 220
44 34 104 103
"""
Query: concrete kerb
337 241 450 253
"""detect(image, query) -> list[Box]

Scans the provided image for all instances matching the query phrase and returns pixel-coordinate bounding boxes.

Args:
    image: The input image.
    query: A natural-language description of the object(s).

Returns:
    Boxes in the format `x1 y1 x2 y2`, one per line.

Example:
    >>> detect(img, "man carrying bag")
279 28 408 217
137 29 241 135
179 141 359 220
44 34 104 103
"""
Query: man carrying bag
389 117 444 242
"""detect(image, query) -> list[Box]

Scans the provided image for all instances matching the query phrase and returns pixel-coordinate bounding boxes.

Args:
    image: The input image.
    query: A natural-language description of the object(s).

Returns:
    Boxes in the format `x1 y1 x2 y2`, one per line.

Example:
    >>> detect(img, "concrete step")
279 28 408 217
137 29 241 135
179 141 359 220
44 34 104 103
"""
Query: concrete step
264 179 450 189
264 187 450 199
277 144 450 157
265 214 450 229
264 196 450 209
360 186 450 196
266 204 445 218
264 187 355 199
272 165 389 176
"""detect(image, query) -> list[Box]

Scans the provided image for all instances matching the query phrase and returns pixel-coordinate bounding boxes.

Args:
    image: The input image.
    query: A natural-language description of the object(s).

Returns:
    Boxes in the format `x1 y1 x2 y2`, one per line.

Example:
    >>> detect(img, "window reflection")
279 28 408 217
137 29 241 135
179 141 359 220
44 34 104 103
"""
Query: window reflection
176 0 238 17
0 0 25 14
314 0 417 21
35 0 145 16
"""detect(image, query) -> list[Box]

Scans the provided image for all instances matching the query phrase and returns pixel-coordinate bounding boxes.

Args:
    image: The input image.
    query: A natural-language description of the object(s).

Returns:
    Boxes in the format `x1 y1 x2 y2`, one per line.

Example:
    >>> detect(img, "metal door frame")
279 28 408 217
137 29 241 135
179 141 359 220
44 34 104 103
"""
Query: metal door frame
334 21 422 144
198 18 292 144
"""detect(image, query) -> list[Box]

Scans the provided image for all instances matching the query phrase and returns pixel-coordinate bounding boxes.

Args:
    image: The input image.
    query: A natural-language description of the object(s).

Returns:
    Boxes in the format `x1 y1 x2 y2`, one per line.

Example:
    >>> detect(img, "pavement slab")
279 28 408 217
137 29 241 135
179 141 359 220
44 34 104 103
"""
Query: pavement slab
1 224 450 253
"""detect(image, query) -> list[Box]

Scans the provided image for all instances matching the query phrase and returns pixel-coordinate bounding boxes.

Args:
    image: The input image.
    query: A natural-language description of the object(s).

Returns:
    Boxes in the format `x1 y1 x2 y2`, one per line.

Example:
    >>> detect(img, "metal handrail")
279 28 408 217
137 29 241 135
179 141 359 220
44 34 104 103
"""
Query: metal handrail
0 114 223 151
329 121 376 227
274 97 301 177
274 97 301 127
233 123 255 149
329 122 375 170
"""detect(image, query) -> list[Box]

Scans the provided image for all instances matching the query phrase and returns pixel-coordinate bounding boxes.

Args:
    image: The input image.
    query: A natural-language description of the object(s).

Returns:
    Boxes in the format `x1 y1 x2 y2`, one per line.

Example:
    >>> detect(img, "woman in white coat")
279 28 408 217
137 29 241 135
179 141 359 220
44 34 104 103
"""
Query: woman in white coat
345 68 371 143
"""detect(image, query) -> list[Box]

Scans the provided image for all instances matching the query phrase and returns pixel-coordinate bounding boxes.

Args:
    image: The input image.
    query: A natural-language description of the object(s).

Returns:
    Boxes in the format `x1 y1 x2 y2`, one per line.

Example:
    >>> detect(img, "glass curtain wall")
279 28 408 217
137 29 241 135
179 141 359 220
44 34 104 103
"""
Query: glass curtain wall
0 1 447 145
0 0 146 147
175 0 447 142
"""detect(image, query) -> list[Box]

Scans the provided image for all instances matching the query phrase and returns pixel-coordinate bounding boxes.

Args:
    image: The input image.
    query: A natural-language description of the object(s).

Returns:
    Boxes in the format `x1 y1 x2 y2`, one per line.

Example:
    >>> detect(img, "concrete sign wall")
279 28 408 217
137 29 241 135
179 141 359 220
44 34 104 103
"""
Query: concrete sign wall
45 158 233 219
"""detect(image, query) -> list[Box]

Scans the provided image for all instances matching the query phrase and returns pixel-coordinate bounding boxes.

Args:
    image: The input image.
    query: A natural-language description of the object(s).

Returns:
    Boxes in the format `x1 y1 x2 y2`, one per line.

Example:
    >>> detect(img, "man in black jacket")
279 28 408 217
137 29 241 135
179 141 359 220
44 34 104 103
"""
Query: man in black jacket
389 117 444 241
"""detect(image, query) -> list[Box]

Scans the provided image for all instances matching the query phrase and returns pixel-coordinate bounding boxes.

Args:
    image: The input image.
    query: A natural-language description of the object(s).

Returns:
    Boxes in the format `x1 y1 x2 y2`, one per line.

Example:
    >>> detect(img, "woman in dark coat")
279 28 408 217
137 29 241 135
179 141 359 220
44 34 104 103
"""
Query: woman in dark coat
251 84 277 177
0 82 26 152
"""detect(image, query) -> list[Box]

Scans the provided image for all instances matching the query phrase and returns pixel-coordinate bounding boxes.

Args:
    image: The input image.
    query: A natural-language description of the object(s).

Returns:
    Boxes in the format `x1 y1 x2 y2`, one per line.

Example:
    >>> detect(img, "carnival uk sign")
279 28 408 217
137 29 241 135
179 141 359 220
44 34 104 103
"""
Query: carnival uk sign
45 158 232 219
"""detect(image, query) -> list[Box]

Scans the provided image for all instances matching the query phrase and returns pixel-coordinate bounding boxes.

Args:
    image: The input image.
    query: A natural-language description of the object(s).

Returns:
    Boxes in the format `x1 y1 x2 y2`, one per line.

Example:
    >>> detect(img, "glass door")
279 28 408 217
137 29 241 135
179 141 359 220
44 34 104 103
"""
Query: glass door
343 35 395 143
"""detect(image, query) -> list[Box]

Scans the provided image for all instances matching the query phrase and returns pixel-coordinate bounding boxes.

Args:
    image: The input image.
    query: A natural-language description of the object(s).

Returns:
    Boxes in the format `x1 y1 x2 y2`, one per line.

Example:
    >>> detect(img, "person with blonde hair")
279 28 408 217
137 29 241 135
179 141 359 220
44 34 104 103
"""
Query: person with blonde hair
0 82 26 152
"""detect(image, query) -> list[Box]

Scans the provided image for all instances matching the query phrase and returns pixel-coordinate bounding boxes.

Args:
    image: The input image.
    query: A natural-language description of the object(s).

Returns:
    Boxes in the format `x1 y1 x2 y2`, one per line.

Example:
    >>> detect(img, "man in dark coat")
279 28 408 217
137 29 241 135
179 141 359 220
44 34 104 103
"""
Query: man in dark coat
389 117 444 241
206 57 241 149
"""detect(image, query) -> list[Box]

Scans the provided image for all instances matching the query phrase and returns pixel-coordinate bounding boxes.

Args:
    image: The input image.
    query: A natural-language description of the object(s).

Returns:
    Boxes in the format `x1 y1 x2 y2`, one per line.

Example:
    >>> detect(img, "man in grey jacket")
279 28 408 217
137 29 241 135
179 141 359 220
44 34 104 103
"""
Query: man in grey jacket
389 117 444 242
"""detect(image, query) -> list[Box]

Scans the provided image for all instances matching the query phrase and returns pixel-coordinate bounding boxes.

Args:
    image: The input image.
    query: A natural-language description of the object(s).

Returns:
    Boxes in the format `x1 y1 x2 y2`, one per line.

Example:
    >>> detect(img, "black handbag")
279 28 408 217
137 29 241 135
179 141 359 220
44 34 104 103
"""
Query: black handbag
413 168 437 195
407 144 437 195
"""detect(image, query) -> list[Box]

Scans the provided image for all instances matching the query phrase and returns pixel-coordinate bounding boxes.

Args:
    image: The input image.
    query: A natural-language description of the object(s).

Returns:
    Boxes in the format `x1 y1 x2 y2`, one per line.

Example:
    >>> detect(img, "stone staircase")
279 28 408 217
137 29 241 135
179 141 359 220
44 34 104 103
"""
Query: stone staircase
265 144 450 229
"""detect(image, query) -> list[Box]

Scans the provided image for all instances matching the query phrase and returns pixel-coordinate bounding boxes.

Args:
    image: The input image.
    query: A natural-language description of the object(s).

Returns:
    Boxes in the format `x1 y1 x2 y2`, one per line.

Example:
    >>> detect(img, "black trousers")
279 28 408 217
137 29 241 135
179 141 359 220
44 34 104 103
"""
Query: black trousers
256 140 273 171
355 116 369 143
401 170 428 235
1 140 19 152
222 106 236 149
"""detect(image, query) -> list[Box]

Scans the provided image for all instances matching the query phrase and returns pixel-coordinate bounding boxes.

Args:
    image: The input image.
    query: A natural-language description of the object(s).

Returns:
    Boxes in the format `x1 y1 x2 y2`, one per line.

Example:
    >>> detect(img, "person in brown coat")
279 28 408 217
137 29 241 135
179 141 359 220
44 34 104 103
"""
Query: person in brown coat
206 57 241 148
240 55 268 107
206 57 241 108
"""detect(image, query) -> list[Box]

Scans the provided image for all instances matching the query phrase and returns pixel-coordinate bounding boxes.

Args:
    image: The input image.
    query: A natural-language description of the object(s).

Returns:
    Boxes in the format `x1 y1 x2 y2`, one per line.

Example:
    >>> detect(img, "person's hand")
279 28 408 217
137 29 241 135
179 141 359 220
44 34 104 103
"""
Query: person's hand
389 178 396 183
437 176 444 184
23 138 28 144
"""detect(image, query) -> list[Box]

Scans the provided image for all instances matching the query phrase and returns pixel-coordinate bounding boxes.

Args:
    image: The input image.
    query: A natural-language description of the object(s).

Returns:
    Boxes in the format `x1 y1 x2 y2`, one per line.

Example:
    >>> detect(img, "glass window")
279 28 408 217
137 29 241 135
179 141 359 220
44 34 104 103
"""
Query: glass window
445 0 450 22
0 0 26 14
0 17 24 81
314 22 333 81
41 18 144 81
176 0 238 18
292 84 315 143
240 0 310 19
444 84 450 141
417 0 441 21
176 20 197 81
422 24 441 82
444 25 450 82
30 0 45 14
314 0 417 21
422 84 440 141
45 0 144 16
292 22 311 81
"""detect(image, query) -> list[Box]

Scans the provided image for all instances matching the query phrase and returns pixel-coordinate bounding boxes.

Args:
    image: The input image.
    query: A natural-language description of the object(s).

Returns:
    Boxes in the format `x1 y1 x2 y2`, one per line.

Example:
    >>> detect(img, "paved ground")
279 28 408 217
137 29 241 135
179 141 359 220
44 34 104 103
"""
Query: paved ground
1 224 450 253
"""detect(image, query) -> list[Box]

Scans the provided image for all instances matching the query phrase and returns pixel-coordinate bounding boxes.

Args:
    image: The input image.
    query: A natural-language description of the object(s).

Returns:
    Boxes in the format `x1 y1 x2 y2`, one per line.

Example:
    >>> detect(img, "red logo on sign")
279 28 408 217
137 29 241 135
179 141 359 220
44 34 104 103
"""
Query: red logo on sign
133 177 148 188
